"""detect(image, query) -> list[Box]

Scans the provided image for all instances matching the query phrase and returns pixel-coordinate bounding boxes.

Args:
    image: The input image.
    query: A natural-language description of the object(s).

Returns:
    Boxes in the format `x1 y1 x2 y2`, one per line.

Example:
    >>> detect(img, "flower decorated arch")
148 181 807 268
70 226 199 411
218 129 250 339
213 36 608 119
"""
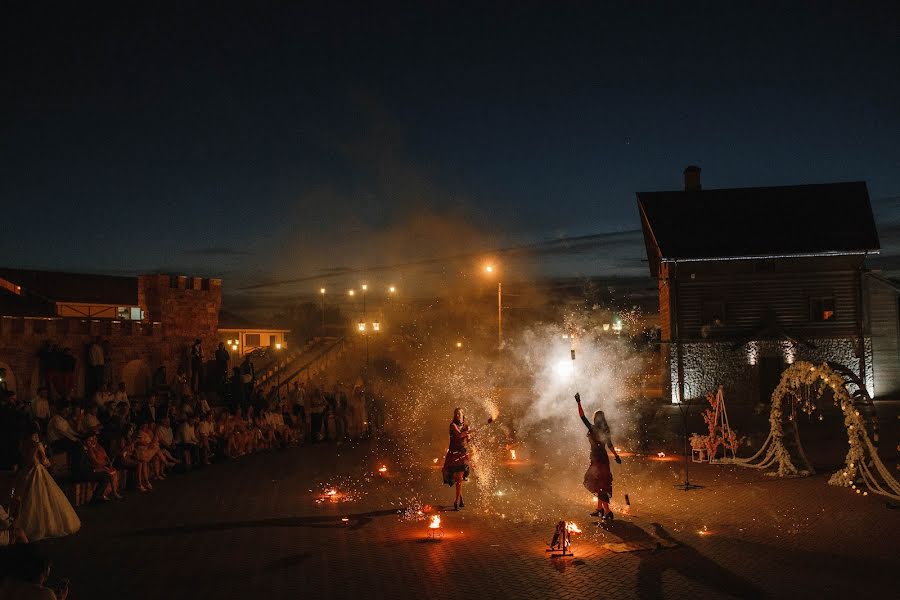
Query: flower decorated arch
734 360 900 501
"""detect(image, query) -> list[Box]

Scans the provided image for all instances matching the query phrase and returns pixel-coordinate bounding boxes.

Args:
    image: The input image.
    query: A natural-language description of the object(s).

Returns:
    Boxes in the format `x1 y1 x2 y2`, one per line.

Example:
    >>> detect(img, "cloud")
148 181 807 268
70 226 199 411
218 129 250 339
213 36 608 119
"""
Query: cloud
183 247 254 257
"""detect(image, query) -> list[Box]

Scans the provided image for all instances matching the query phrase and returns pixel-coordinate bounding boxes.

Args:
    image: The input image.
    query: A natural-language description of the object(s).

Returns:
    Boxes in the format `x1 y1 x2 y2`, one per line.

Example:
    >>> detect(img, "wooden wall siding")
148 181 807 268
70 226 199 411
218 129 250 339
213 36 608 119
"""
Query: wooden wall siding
658 279 671 341
866 277 900 398
673 270 861 340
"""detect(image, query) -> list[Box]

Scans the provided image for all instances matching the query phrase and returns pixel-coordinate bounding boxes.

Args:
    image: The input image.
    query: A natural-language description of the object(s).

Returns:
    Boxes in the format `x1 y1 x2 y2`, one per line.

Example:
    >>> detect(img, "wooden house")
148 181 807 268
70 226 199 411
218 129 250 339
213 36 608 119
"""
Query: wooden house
637 167 884 404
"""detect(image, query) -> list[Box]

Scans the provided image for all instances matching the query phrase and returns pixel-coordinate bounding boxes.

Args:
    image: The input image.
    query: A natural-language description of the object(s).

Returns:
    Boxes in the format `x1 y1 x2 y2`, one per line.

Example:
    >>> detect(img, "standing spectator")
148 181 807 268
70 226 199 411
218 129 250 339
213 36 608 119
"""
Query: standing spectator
86 336 105 398
138 393 160 425
190 339 203 394
112 382 129 413
31 387 51 434
309 388 326 443
173 366 190 404
36 340 52 389
58 349 76 401
240 355 255 400
228 368 244 413
214 342 230 392
93 384 114 416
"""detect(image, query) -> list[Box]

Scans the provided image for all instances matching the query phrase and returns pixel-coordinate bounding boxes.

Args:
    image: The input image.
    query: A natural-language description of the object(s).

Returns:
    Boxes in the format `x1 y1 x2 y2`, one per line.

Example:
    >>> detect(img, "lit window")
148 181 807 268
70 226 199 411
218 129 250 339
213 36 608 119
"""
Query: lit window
810 297 835 322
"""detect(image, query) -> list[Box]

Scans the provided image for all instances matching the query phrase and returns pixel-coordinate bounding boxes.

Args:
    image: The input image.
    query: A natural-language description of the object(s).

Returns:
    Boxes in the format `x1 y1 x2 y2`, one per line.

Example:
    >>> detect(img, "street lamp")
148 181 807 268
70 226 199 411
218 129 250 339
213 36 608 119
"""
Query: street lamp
320 288 326 336
484 264 502 353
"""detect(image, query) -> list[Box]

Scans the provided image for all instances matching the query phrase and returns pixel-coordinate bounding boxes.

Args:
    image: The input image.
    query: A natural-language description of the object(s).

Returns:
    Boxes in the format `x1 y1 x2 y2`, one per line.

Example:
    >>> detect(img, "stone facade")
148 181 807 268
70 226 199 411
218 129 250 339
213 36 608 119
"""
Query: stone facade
0 275 221 400
670 337 872 405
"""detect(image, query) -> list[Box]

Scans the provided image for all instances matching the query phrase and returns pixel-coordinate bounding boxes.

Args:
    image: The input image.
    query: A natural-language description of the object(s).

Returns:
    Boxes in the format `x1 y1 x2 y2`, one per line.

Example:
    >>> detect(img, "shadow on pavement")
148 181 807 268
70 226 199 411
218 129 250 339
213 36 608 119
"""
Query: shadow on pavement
617 522 768 600
124 509 400 537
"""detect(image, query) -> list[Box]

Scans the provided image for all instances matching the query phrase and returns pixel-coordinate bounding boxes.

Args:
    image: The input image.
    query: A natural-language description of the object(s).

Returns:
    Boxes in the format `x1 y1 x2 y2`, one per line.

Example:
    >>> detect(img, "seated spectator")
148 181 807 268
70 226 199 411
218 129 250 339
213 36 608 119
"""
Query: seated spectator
83 434 121 501
197 413 216 464
177 416 200 469
151 422 179 470
81 406 103 436
46 406 82 465
0 543 70 600
113 424 140 492
197 393 211 417
136 423 165 483
257 409 275 450
0 498 28 546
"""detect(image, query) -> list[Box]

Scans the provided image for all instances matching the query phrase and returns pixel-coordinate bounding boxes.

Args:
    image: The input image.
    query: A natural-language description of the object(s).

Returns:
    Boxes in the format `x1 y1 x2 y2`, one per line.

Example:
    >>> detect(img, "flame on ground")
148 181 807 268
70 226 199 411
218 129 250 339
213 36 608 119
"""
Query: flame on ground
657 452 666 458
378 465 388 473
566 522 582 534
429 515 442 529
510 450 517 461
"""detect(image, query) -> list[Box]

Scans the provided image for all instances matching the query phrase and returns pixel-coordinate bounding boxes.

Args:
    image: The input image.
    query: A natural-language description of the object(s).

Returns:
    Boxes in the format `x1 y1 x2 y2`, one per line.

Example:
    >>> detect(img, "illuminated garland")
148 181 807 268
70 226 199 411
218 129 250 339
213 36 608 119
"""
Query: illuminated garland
731 361 900 501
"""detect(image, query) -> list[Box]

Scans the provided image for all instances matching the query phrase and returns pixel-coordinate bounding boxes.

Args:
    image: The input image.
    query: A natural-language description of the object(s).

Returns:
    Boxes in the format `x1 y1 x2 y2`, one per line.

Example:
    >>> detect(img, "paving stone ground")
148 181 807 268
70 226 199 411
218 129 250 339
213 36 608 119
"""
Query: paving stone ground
38 439 900 600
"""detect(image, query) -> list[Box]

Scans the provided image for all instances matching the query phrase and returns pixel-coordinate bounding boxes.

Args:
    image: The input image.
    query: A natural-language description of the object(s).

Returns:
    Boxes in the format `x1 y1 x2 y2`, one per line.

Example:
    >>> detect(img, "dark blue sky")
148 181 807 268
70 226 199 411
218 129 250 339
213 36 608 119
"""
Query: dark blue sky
3 2 899 298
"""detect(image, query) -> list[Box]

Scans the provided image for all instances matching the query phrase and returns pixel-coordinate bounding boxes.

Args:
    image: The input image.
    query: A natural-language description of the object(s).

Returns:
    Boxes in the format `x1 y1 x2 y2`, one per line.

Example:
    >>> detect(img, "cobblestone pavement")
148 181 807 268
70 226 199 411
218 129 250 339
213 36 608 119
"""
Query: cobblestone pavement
39 441 900 600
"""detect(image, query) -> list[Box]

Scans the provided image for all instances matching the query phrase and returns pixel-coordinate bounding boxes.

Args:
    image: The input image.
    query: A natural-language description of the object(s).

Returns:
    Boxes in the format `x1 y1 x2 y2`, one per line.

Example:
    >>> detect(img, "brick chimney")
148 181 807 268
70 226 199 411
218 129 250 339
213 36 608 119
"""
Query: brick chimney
683 165 701 191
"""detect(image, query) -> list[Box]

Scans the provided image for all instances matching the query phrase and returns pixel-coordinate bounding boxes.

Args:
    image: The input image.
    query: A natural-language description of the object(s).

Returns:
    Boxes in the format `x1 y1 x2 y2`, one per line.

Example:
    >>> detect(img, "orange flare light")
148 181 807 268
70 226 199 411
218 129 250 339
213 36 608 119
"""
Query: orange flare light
510 450 517 461
429 515 442 529
566 522 582 534
657 452 666 458
378 465 388 473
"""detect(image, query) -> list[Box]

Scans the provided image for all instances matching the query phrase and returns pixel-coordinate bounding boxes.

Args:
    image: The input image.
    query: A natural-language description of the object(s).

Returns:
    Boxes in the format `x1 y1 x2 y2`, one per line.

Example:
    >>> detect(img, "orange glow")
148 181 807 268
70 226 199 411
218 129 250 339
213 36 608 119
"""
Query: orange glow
510 449 517 461
348 289 355 296
566 522 582 534
378 465 388 473
320 288 326 294
484 264 494 273
432 458 439 463
657 452 666 458
429 515 442 529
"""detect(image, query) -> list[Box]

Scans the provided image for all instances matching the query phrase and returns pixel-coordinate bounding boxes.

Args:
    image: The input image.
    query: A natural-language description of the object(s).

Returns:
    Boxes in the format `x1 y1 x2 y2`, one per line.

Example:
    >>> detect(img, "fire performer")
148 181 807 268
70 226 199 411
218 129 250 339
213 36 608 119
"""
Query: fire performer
442 408 470 511
575 393 621 519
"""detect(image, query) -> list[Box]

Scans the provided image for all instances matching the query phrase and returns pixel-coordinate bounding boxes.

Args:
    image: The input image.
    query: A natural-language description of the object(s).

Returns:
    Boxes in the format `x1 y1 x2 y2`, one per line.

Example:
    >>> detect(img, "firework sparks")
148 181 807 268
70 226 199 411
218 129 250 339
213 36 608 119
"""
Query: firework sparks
429 515 442 529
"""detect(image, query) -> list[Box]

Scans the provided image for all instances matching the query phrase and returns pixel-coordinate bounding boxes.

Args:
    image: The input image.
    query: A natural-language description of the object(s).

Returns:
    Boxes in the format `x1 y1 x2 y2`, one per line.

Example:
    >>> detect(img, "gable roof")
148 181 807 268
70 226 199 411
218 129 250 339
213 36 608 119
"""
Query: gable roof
637 181 880 277
0 268 138 305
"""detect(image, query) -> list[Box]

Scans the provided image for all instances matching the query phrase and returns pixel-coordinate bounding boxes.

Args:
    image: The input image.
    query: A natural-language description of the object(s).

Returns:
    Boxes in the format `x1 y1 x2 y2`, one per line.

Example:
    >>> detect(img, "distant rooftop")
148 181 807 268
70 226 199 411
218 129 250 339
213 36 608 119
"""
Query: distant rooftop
637 181 880 277
0 268 138 305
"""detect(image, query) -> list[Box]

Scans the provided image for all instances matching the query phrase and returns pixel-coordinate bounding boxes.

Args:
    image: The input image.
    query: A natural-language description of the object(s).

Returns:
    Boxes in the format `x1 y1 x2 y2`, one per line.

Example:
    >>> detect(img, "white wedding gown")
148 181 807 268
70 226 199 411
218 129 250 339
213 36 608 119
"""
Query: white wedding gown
15 436 81 542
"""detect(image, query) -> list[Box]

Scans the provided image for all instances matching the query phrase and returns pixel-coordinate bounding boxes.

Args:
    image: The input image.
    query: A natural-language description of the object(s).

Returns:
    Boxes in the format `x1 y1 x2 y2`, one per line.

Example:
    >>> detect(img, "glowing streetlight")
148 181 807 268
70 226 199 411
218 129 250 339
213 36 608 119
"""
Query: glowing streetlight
372 321 380 332
388 285 396 294
348 289 355 296
358 321 366 332
482 263 502 353
320 288 326 335
361 284 368 291
275 342 282 350
456 341 463 348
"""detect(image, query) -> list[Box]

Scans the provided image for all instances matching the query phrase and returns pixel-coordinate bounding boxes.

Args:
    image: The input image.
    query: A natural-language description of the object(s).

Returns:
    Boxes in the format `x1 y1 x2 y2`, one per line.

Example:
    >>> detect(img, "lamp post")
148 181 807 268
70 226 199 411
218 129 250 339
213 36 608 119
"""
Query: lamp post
358 319 380 375
320 288 326 336
484 264 502 354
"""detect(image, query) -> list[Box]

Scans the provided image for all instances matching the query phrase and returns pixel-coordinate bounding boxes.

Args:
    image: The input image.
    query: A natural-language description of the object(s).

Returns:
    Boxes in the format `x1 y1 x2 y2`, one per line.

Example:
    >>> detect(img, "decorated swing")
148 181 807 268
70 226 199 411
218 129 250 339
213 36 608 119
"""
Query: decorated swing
730 360 900 501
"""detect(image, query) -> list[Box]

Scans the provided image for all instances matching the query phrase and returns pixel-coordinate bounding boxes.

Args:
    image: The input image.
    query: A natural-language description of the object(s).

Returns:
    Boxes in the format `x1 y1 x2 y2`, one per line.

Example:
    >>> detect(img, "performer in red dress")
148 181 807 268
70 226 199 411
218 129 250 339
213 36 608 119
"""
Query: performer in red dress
576 393 621 519
442 408 470 511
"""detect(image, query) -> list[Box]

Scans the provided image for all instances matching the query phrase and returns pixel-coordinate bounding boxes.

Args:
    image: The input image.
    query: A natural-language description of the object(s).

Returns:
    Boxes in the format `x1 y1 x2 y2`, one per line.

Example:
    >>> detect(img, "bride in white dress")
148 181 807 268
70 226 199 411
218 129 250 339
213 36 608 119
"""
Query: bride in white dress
14 425 81 542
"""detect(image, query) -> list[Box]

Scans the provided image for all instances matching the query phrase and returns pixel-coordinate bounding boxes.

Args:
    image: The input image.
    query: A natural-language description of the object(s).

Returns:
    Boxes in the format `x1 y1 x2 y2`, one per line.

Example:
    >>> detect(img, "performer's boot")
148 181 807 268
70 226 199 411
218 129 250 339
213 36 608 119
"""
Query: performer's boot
458 497 464 508
453 500 458 511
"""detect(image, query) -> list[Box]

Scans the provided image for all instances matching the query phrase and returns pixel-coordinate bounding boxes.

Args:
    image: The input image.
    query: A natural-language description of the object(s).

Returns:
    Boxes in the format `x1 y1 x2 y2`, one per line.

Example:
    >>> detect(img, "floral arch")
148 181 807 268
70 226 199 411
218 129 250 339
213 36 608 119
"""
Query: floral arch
734 360 900 501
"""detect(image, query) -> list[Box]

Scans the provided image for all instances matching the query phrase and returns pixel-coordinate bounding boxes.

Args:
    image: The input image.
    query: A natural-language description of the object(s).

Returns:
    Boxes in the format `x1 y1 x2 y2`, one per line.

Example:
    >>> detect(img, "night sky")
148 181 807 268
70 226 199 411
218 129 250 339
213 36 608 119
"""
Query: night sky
3 2 899 299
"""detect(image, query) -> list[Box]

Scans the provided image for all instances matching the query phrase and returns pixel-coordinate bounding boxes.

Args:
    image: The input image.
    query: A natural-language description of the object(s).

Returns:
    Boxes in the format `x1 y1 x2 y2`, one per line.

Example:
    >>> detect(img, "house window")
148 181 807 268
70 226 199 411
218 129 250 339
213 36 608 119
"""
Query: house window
245 333 261 346
269 335 277 346
701 302 725 327
810 297 835 322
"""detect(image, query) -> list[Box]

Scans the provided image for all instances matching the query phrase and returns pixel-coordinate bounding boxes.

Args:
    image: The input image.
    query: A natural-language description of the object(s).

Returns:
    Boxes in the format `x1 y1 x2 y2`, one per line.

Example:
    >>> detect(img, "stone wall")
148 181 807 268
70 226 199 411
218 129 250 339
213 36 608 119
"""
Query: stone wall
669 337 871 405
0 275 221 401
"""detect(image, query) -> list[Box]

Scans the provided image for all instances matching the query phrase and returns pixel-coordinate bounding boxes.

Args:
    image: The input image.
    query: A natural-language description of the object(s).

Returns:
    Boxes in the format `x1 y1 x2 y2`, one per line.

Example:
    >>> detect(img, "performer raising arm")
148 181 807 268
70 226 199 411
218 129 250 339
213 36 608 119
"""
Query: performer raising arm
441 408 471 511
575 393 621 519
